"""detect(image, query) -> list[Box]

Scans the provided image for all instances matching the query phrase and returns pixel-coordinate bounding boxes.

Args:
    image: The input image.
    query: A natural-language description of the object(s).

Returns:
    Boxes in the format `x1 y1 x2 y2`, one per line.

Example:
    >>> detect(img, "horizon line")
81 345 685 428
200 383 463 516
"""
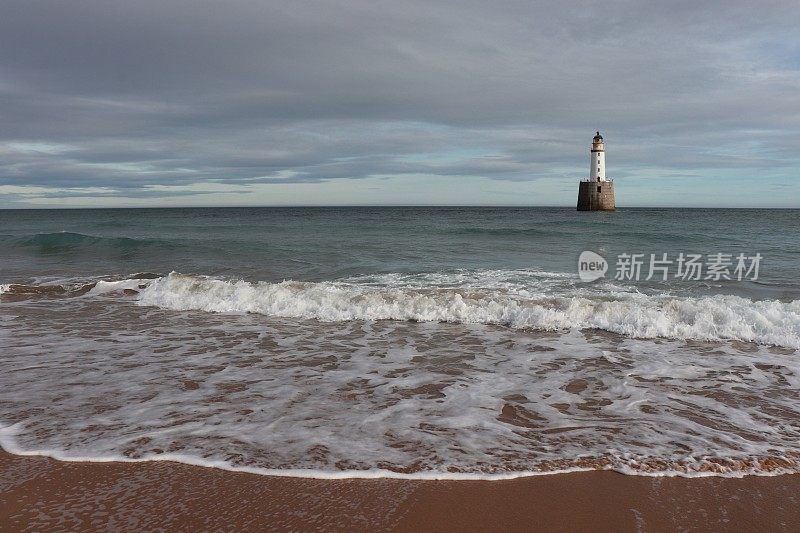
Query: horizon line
1 205 797 210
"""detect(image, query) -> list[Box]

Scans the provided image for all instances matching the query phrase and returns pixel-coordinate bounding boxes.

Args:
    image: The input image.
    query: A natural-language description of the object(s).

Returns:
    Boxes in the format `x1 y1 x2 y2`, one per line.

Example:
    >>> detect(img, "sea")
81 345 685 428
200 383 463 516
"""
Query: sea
1 207 799 479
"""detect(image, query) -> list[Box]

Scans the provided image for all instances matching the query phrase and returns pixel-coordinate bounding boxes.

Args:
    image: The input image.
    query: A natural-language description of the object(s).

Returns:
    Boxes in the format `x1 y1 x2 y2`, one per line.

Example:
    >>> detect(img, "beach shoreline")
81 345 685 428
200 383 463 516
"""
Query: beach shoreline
3 450 799 532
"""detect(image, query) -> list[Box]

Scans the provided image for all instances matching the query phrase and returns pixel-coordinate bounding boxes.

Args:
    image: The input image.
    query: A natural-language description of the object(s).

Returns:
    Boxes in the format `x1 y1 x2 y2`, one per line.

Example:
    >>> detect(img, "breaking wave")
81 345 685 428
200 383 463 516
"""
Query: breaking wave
4 269 800 480
0 273 160 300
133 272 800 348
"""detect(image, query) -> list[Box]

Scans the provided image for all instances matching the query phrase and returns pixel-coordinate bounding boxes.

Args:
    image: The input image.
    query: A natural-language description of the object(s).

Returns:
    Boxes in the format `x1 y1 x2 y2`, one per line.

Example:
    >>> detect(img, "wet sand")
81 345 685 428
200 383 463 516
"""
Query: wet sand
2 450 799 531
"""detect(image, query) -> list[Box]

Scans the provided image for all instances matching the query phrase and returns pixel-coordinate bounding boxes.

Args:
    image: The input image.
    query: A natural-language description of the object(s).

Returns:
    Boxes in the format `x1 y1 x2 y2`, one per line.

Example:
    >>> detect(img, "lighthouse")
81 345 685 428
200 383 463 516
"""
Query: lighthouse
589 131 606 182
577 131 616 211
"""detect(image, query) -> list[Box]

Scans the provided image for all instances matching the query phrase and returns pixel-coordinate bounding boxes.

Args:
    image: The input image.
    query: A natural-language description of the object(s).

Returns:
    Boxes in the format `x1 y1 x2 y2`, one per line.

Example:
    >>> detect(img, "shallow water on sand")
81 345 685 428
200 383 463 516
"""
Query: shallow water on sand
1 276 799 477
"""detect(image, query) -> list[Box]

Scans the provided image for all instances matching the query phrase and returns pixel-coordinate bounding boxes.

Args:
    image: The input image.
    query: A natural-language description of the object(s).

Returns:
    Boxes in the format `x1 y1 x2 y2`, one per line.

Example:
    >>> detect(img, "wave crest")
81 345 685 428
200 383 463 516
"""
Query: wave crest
136 272 800 348
3 232 172 254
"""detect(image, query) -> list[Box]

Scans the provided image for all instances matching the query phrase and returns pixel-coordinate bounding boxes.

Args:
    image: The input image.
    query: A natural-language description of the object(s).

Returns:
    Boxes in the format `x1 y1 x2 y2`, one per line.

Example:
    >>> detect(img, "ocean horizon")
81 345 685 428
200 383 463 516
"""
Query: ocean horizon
2 205 797 209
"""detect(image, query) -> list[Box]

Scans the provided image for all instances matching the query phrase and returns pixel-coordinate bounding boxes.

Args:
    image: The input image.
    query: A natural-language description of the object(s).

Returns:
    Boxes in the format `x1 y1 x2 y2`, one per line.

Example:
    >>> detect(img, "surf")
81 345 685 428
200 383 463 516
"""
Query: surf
130 271 800 348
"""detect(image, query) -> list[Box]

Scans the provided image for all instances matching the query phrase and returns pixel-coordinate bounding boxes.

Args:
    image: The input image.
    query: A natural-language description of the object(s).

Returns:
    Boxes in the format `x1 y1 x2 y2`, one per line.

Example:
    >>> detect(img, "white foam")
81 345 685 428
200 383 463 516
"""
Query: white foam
1 425 791 480
0 426 588 480
134 272 800 348
87 278 148 296
4 270 800 480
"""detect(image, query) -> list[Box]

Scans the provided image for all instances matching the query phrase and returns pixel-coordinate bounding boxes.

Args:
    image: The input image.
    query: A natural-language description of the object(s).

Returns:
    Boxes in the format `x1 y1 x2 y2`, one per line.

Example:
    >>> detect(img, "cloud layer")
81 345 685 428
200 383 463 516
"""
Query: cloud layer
1 0 799 206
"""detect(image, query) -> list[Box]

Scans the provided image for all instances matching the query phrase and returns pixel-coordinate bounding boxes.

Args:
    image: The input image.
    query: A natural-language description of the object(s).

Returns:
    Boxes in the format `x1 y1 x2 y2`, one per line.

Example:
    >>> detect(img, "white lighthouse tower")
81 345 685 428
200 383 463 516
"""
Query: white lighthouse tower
590 131 606 182
577 131 615 210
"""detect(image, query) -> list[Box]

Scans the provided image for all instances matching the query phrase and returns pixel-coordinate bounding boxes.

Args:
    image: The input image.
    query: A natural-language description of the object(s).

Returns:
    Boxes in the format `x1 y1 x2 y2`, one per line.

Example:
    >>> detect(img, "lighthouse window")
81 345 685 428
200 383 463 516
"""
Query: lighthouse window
597 186 602 193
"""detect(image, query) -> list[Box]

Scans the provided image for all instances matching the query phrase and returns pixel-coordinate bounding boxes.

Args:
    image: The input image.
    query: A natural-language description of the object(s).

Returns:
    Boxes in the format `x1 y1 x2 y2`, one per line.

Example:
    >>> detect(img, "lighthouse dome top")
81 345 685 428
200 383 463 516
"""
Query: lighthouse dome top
593 131 603 142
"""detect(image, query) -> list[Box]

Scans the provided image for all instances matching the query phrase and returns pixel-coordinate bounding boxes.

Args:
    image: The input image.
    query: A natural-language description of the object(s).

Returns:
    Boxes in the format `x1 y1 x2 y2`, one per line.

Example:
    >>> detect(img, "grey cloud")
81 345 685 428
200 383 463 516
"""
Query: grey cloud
0 0 798 204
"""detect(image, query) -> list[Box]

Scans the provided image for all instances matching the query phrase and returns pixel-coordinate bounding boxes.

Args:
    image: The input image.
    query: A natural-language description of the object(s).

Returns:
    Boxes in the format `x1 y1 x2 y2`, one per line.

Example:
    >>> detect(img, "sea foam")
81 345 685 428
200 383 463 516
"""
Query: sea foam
135 272 800 348
3 274 800 480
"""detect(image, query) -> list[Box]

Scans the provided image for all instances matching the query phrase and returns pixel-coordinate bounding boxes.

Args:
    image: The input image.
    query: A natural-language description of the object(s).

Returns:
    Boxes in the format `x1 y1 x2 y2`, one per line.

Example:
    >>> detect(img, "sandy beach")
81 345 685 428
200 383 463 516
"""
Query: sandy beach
2 450 799 531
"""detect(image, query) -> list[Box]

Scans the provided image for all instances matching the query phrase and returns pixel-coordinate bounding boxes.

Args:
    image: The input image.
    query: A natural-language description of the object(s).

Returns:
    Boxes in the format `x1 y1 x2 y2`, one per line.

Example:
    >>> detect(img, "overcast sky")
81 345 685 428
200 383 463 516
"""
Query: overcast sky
1 0 798 208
